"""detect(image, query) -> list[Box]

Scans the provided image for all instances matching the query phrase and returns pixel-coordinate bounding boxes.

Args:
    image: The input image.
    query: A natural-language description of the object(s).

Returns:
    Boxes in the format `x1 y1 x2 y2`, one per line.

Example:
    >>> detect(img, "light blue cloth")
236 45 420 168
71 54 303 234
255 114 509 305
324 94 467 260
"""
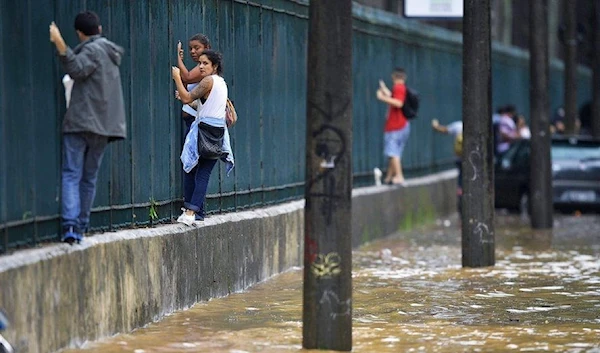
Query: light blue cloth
181 116 234 175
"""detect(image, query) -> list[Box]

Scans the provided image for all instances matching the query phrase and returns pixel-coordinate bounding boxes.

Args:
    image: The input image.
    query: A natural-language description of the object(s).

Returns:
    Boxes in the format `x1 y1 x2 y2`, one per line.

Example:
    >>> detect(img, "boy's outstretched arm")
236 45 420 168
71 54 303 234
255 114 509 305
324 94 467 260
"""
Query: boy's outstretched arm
50 21 97 79
49 22 67 54
378 80 391 96
376 89 403 108
431 119 449 134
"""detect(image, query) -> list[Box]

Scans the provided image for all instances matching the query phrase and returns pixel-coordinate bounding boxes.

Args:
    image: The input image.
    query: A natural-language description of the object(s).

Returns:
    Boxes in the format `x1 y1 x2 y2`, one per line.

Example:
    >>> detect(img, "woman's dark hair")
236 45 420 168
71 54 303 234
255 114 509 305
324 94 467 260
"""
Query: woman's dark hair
189 33 211 48
200 50 223 75
74 11 101 36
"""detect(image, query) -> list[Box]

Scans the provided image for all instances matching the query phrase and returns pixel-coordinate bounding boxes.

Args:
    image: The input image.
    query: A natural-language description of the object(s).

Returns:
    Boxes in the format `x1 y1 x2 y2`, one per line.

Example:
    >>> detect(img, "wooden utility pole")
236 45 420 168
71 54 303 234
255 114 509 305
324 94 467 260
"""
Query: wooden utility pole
303 1 353 351
563 0 578 136
529 0 553 229
593 0 600 138
461 0 495 268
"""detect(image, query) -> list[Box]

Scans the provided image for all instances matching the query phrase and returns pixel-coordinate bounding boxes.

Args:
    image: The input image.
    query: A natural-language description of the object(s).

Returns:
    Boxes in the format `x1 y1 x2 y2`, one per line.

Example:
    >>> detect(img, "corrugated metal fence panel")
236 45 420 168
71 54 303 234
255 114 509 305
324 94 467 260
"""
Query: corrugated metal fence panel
548 63 593 113
32 0 62 242
0 0 593 252
492 50 530 116
0 0 5 253
106 0 135 230
1 1 63 247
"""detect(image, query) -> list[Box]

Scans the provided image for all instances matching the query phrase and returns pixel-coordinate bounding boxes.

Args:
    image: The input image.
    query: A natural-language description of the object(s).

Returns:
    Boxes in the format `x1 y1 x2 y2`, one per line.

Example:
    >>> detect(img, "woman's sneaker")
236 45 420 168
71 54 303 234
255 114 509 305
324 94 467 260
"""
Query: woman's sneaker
61 227 83 245
177 208 196 226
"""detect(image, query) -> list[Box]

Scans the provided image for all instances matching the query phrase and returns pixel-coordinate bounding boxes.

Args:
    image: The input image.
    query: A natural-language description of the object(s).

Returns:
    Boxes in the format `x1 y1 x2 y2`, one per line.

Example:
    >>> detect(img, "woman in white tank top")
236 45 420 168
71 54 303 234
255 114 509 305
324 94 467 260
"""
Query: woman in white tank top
171 50 235 225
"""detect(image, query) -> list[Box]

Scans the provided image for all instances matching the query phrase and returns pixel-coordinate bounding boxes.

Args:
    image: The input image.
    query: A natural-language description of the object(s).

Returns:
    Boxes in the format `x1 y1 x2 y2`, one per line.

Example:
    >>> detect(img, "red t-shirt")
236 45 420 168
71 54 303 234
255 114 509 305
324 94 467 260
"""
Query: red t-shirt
384 83 408 132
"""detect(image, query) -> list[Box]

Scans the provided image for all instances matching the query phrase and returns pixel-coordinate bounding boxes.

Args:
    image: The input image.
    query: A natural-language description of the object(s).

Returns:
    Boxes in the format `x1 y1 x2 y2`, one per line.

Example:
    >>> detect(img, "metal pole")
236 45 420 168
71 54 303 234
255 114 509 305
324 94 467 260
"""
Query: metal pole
592 0 600 138
461 0 495 268
529 0 553 229
563 0 578 136
303 1 353 350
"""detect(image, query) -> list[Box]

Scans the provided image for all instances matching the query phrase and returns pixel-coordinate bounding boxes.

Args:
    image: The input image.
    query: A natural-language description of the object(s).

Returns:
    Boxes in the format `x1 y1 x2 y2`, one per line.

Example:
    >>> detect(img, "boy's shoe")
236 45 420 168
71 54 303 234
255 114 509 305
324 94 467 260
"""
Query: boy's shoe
61 227 82 245
176 209 196 226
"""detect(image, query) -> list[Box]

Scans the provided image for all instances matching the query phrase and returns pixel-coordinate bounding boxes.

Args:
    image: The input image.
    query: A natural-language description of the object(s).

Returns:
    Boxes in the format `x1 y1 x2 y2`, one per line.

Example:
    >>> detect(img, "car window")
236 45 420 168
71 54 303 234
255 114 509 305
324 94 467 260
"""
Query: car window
551 145 600 161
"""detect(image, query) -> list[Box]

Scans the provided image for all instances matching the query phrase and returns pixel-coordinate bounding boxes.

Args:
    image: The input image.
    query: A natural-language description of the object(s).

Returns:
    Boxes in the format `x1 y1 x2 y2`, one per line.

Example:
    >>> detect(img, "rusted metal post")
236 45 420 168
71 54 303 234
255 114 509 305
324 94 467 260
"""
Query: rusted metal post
592 0 600 138
461 0 495 268
529 0 553 229
563 0 578 136
303 1 353 351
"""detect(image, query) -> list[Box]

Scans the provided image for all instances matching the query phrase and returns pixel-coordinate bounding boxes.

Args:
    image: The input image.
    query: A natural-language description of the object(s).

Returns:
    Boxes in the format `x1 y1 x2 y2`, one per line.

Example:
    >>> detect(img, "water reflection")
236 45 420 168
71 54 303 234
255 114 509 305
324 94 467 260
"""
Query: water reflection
65 214 600 353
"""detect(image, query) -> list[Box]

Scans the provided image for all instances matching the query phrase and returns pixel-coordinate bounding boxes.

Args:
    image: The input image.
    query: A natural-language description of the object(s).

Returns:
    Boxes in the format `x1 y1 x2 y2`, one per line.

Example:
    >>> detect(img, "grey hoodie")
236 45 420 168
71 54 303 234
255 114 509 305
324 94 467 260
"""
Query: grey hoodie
59 35 127 141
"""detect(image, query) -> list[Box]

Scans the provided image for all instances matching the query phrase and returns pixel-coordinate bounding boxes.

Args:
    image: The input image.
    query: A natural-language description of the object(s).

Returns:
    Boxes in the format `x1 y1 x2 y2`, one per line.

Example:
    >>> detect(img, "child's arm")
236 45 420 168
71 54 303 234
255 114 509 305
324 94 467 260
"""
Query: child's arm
378 80 391 96
376 89 403 108
431 119 449 134
181 66 204 84
176 41 203 84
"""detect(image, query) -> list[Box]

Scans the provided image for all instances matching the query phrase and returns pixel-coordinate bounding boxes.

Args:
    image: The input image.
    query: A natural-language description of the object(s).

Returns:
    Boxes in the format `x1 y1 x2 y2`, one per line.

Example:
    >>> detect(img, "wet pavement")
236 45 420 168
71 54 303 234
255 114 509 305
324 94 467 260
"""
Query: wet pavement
64 213 600 353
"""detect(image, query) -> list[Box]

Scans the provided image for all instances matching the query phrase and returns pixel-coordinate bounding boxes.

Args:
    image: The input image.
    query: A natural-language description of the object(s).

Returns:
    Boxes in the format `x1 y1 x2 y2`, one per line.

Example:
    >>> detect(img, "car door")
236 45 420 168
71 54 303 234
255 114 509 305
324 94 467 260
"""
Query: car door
495 141 530 210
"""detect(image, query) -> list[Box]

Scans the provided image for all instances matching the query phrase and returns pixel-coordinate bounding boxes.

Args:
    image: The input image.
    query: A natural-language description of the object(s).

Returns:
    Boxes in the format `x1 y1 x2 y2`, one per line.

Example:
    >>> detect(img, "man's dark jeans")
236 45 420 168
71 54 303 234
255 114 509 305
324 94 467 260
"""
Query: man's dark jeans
61 132 108 234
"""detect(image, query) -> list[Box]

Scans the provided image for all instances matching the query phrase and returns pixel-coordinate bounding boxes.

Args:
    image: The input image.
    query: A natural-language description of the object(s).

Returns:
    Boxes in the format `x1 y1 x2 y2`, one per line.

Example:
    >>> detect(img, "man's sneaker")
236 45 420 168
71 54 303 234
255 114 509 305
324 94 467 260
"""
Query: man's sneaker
61 227 82 245
176 209 196 226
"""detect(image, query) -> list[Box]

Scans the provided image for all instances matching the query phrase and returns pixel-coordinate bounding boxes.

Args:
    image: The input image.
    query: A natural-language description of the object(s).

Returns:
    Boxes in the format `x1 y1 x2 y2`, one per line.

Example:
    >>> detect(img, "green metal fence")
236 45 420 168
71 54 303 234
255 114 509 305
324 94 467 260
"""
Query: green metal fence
0 0 592 253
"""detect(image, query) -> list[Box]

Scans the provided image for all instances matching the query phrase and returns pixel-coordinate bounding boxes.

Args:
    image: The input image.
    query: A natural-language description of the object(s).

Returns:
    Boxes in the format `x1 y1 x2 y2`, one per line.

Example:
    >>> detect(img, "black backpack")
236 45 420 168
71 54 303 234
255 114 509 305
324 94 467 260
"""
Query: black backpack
402 87 420 120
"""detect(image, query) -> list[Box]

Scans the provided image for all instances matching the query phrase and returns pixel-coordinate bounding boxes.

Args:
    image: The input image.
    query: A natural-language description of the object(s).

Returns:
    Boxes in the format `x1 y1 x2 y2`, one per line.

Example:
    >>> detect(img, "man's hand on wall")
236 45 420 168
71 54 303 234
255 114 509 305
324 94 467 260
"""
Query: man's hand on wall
49 21 67 55
49 22 62 43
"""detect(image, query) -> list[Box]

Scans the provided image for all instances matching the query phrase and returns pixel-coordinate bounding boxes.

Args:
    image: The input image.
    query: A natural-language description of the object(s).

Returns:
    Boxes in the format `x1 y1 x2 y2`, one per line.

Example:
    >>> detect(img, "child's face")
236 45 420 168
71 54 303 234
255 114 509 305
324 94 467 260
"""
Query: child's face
189 40 207 62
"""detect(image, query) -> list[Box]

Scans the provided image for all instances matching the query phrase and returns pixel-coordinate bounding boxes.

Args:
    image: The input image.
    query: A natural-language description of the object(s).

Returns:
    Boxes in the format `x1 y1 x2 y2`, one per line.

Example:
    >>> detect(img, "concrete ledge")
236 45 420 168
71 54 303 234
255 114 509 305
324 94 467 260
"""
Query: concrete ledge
0 170 456 353
352 169 457 247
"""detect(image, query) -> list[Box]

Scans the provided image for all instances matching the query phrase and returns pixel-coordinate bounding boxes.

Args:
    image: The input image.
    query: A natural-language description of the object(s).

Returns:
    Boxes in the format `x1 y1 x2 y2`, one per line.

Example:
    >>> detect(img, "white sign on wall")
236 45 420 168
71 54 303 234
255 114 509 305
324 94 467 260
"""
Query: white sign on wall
404 0 464 18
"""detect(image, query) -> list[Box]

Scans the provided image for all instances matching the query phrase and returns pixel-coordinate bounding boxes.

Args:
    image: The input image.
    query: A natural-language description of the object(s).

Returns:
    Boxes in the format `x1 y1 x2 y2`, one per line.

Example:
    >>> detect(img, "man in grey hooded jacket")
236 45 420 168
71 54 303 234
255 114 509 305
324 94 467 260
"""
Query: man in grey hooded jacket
49 11 126 244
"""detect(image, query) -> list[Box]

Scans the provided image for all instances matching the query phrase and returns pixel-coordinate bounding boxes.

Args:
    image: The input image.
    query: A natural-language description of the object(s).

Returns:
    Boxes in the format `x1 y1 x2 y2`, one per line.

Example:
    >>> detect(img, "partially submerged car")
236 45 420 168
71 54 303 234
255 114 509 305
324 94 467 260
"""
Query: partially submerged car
494 136 600 213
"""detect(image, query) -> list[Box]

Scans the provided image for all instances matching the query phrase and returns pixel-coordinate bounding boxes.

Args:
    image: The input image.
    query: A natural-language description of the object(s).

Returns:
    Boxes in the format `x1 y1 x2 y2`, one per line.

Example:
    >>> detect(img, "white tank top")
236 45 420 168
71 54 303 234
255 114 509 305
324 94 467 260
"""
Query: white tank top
197 75 227 120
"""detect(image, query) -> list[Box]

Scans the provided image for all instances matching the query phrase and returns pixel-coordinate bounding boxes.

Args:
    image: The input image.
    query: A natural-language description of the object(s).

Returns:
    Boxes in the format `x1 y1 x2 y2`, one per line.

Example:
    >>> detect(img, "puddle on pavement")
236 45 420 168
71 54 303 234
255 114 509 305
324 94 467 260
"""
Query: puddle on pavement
64 214 600 352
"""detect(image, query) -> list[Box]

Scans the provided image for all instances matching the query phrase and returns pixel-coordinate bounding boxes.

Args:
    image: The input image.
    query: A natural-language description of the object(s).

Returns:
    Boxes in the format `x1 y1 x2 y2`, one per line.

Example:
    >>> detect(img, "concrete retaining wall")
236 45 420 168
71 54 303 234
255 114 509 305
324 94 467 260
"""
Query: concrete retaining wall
0 170 456 353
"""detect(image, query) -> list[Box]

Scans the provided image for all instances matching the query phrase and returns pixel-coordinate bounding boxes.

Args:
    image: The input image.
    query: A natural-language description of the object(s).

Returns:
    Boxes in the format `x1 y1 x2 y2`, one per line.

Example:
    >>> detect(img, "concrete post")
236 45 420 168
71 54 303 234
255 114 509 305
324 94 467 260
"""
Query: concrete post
461 0 495 268
529 0 553 229
303 1 353 351
563 0 578 136
548 0 560 59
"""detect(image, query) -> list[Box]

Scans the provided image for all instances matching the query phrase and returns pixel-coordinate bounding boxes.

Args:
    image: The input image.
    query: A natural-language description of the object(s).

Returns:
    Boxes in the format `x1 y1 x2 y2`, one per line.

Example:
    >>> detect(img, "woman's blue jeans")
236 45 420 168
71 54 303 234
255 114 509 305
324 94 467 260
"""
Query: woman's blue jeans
61 132 108 234
182 117 218 218
183 158 217 218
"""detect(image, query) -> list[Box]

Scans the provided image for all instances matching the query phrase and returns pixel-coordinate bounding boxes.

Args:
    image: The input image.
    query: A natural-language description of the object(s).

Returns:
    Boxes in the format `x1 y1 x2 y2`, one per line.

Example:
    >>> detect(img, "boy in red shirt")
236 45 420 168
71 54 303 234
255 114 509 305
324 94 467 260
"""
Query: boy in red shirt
376 68 411 185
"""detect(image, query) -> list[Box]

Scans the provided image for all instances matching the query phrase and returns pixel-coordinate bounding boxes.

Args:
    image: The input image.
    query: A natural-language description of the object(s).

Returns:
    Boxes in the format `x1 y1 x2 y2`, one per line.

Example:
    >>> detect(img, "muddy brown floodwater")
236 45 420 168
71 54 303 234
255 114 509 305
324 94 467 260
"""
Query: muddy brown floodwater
64 213 600 353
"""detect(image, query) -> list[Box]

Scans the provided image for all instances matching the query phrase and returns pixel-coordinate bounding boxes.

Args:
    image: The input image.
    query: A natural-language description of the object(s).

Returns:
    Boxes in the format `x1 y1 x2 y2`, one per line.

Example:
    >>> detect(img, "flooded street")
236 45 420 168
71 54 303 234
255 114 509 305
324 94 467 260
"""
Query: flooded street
65 214 600 353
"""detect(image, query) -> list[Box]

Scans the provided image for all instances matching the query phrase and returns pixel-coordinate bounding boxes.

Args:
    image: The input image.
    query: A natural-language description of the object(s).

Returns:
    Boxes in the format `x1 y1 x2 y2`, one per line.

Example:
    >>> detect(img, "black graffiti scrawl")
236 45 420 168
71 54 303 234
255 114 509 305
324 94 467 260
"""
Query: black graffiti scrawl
307 92 350 225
